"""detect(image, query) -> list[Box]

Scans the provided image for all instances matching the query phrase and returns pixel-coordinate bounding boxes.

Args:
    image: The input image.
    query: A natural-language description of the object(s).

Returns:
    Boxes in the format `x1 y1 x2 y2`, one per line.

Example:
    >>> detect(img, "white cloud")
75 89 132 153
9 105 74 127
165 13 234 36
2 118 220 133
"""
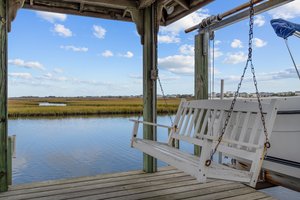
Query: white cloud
43 73 53 79
60 45 88 52
213 47 223 58
158 55 194 75
158 35 180 43
215 40 221 45
268 1 300 19
36 11 67 23
224 68 298 82
120 51 134 58
93 25 106 39
231 39 243 48
9 72 32 79
158 9 209 44
254 15 265 27
223 52 247 64
253 38 267 48
179 44 194 55
54 24 72 37
102 50 114 57
53 68 64 74
8 59 45 70
129 74 142 79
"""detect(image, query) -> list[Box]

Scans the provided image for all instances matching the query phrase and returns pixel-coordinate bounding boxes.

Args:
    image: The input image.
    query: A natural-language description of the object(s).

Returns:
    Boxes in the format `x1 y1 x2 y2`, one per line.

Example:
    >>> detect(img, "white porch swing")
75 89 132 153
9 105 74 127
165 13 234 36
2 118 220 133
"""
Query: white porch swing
130 0 279 188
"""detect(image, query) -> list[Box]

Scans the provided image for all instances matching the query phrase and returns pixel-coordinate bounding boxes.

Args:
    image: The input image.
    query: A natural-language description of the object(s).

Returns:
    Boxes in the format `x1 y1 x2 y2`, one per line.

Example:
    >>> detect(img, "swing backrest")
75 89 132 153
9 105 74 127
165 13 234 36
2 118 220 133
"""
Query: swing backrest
168 99 278 159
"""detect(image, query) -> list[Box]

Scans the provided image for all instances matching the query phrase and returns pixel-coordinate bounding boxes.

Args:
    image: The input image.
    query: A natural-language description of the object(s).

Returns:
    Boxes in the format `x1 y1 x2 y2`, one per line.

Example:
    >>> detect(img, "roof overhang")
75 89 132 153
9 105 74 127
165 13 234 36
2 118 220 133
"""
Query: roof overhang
22 0 214 26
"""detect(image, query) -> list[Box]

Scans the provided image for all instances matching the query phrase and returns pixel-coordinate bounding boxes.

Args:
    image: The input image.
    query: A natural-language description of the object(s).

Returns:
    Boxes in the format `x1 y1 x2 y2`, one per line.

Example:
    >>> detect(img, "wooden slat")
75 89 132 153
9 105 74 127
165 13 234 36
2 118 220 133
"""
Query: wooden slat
182 108 193 136
8 166 176 191
110 182 242 200
146 183 248 200
69 179 201 200
1 171 186 198
248 113 261 145
207 110 217 136
187 108 199 137
198 109 211 137
3 174 194 200
187 100 270 113
193 108 204 137
228 112 242 141
221 191 269 200
213 110 225 137
237 112 251 148
184 187 257 200
177 106 188 134
0 167 273 200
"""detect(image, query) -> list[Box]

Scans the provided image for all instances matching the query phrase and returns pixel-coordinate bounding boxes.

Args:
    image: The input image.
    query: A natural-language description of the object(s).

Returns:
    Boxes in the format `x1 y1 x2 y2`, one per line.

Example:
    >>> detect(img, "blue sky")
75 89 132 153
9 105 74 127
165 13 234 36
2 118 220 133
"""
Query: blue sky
8 0 300 97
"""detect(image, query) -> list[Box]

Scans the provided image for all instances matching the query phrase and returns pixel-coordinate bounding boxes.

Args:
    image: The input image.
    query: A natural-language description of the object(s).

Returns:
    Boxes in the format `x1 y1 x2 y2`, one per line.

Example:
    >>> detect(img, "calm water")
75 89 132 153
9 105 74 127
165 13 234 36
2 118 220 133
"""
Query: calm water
8 115 194 185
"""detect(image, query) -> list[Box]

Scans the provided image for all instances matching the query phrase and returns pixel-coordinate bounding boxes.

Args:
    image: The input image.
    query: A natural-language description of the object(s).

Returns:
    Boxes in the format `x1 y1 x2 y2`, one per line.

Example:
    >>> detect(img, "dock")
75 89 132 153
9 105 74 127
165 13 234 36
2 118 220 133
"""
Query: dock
0 167 274 200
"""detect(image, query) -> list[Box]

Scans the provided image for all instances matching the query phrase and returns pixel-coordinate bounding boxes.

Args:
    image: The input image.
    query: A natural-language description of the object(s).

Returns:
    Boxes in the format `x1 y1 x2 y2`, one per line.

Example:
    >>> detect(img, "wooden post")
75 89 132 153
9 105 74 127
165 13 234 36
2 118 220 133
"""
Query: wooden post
7 136 12 185
0 0 8 192
194 32 209 156
142 4 158 173
219 79 224 163
220 79 224 100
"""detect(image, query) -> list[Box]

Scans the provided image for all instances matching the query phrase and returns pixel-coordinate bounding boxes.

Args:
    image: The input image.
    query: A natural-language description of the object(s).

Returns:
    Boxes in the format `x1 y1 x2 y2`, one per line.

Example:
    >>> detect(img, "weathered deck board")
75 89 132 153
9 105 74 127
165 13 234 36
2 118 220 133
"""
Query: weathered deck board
0 167 274 200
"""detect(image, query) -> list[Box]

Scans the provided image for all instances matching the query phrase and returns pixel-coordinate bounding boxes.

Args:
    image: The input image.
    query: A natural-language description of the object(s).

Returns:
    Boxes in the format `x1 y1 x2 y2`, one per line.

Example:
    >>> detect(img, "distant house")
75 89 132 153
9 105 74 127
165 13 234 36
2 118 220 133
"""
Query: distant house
239 92 248 98
295 91 300 96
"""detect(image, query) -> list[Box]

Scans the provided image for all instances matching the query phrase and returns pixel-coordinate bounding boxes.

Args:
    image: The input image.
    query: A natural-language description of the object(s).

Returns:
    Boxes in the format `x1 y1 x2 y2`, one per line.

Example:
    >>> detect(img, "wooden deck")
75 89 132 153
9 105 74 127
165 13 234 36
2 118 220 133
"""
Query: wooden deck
0 167 274 200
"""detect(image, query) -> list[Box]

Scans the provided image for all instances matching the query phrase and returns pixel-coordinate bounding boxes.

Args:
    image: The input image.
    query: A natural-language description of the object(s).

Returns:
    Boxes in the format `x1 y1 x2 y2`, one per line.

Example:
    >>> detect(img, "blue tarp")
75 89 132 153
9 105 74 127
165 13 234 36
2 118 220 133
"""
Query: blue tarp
270 19 300 39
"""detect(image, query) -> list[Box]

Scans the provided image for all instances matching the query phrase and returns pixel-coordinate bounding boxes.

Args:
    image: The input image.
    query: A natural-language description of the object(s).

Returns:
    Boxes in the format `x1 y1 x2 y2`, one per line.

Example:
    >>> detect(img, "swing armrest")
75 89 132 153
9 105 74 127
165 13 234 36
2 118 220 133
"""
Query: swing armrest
130 119 173 147
129 119 173 129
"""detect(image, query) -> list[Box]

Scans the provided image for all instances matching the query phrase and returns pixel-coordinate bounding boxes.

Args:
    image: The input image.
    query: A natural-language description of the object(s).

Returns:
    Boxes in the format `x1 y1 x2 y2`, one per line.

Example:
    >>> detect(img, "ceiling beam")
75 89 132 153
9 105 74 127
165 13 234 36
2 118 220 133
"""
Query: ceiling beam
138 0 156 9
174 0 189 10
62 0 137 9
23 3 133 22
165 0 213 25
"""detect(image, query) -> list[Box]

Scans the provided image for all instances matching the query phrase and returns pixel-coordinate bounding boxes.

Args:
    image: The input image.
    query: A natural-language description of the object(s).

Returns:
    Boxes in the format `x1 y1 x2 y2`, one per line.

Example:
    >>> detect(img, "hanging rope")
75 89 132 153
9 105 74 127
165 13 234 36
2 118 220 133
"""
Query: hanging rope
205 0 270 167
284 39 300 79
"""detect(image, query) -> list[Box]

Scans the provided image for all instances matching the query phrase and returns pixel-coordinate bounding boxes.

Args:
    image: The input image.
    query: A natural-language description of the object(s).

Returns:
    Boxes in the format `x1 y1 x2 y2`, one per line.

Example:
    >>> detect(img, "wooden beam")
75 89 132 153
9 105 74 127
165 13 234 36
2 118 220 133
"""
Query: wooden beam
23 3 133 22
63 0 137 9
0 0 8 192
199 0 294 33
194 32 209 156
174 0 189 10
143 4 158 173
129 8 144 43
7 136 12 185
139 0 156 9
165 0 213 25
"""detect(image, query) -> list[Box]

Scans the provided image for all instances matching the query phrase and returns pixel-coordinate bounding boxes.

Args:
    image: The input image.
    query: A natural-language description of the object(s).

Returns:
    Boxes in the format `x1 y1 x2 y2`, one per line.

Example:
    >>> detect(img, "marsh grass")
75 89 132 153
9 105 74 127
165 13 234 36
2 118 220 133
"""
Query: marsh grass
8 97 181 117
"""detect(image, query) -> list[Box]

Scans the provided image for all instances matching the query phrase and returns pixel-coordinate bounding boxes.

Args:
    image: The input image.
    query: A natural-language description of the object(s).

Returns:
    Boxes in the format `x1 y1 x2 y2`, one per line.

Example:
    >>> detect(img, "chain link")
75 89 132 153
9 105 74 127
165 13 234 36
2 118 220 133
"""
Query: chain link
205 0 270 167
157 72 174 126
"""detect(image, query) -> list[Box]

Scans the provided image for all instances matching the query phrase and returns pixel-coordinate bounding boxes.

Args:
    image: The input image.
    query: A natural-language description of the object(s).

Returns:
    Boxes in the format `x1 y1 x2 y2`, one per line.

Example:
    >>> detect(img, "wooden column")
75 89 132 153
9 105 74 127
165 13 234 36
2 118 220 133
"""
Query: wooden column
194 32 209 156
142 4 158 173
0 0 8 192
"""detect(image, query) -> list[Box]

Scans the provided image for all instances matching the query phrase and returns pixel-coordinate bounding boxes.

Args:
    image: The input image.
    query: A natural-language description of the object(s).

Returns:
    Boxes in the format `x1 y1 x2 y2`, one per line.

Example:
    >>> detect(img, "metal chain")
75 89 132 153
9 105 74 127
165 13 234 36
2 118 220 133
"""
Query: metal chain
205 0 270 167
157 72 174 126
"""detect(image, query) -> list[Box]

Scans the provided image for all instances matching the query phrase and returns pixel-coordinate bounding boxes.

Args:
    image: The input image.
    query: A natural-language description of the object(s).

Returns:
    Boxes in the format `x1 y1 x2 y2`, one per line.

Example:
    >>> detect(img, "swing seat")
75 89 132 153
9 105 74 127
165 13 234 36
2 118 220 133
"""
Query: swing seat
130 99 278 187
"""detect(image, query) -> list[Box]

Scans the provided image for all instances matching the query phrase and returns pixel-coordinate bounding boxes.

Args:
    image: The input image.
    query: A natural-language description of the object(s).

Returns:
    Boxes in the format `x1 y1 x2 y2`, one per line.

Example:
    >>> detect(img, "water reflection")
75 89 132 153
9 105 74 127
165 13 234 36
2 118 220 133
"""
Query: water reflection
9 115 188 185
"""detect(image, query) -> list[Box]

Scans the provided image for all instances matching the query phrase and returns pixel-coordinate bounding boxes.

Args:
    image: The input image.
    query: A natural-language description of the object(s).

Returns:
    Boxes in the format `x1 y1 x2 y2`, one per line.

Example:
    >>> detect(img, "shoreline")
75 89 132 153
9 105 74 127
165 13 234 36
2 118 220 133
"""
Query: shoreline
8 97 180 118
